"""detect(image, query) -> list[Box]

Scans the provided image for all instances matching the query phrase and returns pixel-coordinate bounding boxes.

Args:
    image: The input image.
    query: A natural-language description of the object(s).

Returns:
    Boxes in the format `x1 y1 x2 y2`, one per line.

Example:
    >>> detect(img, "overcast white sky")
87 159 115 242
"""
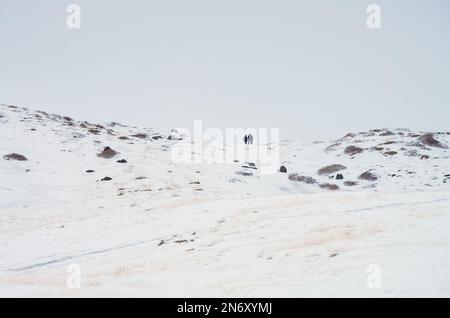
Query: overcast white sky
1 0 449 140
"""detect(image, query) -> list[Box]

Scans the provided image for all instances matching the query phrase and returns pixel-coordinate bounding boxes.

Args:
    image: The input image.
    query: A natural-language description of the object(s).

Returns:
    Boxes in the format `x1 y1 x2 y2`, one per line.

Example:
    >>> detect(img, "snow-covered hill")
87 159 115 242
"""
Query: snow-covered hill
1 103 449 297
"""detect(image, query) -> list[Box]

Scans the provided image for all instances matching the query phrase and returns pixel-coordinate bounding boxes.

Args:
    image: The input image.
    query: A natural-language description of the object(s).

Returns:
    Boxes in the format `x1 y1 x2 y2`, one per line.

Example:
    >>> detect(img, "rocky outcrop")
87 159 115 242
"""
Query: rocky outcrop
317 164 346 176
4 153 28 161
97 147 118 159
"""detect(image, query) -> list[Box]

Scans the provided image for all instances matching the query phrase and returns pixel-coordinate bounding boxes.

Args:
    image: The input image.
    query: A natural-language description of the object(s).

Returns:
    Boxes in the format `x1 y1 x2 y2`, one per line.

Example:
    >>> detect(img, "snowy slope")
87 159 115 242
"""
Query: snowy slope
0 104 449 297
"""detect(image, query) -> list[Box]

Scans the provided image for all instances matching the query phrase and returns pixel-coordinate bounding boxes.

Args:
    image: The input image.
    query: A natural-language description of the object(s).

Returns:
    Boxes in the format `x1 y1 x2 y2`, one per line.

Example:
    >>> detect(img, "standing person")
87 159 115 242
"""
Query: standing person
244 134 248 144
248 133 253 145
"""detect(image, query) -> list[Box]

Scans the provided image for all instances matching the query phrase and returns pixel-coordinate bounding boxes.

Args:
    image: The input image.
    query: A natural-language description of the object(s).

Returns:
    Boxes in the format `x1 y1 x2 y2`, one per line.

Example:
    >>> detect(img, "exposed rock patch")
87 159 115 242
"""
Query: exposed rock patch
358 170 378 181
4 153 28 161
97 147 117 159
318 164 346 176
288 174 318 185
131 133 147 139
319 183 339 191
380 131 394 136
418 133 448 149
344 145 364 156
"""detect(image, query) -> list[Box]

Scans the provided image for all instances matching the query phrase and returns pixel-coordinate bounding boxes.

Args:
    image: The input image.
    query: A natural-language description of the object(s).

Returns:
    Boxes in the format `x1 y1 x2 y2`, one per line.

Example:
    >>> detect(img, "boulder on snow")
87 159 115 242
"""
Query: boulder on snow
358 170 378 181
101 177 112 182
97 147 117 159
117 159 127 164
336 173 344 180
379 130 395 136
279 165 287 173
317 164 346 176
344 145 364 156
4 153 28 161
418 133 448 149
319 183 339 191
131 133 147 139
288 173 318 185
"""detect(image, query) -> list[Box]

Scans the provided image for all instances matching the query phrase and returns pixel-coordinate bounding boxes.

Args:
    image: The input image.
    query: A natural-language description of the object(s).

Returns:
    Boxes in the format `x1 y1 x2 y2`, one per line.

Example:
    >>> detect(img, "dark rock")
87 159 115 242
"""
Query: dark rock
131 133 147 139
336 174 344 180
343 181 358 186
329 252 339 257
152 135 163 140
97 146 117 159
88 128 100 135
117 159 127 164
344 145 364 156
86 170 95 173
384 151 397 156
101 177 112 182
317 164 346 175
279 165 287 173
4 153 28 161
358 170 378 181
288 174 318 184
319 183 339 191
380 130 394 136
343 133 356 138
118 136 129 140
418 133 448 149
324 142 340 152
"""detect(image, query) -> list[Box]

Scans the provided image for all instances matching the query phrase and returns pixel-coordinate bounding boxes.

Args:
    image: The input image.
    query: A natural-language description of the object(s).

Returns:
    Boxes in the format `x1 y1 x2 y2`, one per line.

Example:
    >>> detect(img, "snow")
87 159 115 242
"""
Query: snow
0 104 449 297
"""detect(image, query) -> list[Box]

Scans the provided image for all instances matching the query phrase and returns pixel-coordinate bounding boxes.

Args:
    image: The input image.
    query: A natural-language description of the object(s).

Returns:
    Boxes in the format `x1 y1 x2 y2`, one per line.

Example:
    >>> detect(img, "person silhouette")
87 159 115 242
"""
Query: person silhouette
244 135 248 144
248 134 253 145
